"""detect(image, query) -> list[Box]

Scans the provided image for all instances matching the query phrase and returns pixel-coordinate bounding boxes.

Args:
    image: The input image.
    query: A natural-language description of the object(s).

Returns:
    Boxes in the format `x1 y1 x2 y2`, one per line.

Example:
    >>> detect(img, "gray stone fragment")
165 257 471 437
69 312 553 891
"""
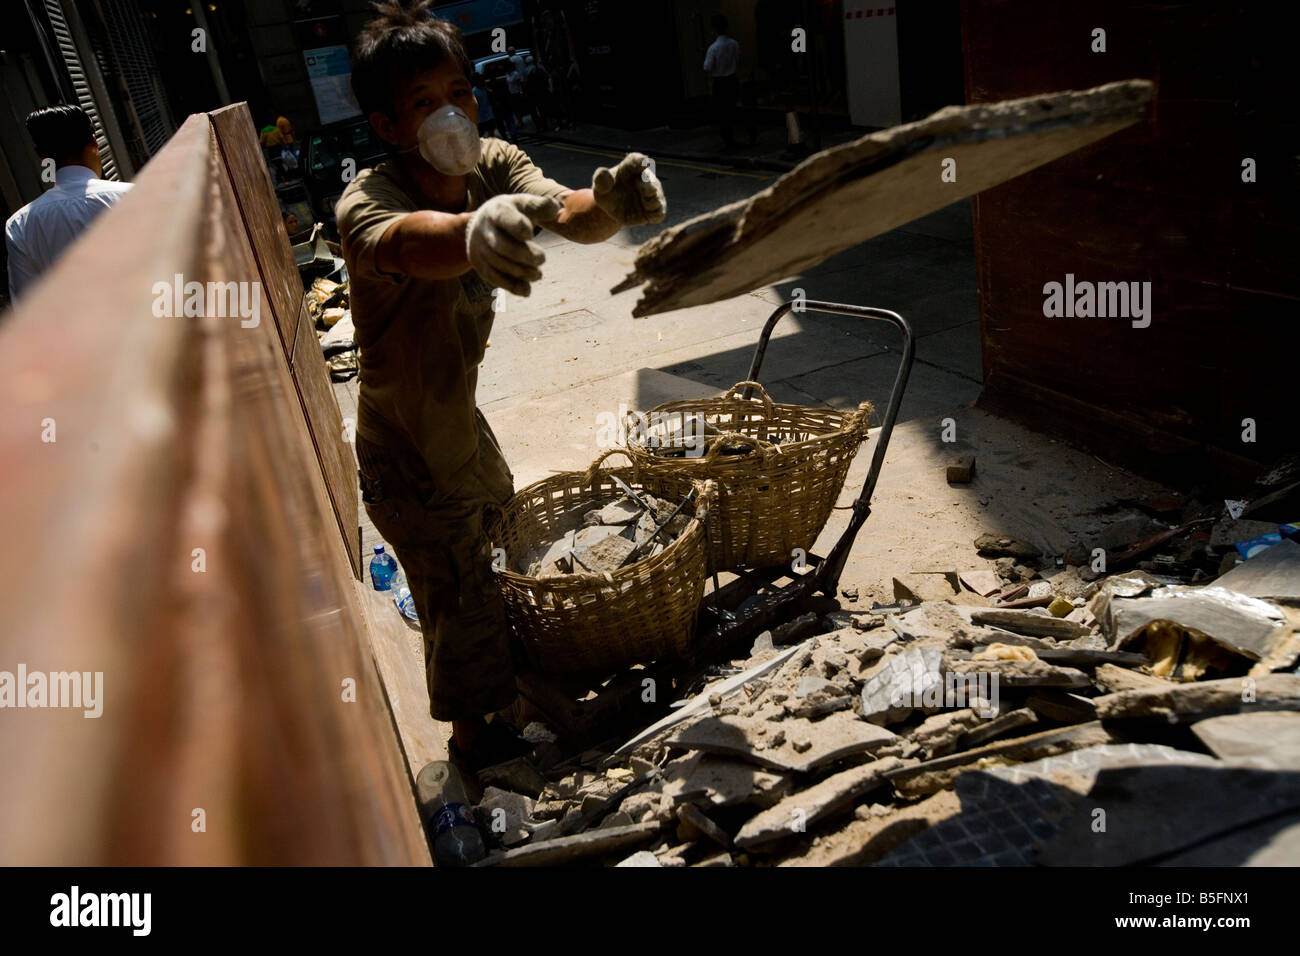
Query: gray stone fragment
615 849 662 867
1095 674 1300 722
1036 764 1300 866
1191 711 1300 770
795 675 832 698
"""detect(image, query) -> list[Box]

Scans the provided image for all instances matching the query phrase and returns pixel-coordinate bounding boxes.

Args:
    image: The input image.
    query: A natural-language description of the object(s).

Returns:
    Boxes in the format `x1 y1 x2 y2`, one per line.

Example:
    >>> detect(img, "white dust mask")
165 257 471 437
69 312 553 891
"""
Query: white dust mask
417 105 480 176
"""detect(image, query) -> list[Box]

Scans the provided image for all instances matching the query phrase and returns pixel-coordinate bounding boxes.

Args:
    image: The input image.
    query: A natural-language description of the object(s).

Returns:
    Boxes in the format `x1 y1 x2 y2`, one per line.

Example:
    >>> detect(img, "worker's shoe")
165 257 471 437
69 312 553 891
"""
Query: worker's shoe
447 720 531 774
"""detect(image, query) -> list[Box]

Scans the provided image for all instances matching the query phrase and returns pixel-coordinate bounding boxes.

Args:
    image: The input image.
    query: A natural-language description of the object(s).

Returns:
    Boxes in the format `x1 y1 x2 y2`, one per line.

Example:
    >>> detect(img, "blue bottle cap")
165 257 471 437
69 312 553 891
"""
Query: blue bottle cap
374 545 385 553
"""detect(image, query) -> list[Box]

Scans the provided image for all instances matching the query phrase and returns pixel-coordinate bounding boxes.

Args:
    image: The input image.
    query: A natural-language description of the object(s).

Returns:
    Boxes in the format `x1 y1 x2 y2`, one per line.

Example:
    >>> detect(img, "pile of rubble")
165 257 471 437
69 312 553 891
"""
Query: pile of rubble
465 496 1300 867
513 491 692 578
306 276 357 381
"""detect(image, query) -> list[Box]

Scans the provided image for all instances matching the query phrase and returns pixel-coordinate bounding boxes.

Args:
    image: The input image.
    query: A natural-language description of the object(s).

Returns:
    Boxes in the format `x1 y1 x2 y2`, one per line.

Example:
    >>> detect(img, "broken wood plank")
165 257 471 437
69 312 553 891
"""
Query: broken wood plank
616 80 1153 316
970 608 1093 639
1094 674 1300 722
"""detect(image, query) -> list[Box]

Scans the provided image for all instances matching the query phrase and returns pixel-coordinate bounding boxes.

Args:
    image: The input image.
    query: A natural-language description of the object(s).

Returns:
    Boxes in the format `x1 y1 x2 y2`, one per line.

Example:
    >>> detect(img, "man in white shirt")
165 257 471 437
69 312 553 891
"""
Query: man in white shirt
5 105 132 301
702 14 741 148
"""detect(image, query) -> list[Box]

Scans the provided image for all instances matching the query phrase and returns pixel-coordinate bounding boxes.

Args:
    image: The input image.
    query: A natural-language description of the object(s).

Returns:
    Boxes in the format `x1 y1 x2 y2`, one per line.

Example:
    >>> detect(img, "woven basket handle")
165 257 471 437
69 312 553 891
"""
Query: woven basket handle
702 430 778 462
580 448 642 488
722 380 775 420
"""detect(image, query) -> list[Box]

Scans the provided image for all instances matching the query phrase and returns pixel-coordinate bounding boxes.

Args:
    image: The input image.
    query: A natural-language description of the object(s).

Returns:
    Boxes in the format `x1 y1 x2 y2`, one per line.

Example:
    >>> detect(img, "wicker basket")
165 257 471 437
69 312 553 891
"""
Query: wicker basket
485 450 716 677
624 381 872 571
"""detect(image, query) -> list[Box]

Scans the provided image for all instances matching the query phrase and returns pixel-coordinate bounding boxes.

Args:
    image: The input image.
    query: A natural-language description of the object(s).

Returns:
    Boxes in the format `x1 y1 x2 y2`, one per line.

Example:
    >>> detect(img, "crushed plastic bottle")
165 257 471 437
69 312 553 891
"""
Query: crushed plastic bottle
392 568 419 624
416 760 486 867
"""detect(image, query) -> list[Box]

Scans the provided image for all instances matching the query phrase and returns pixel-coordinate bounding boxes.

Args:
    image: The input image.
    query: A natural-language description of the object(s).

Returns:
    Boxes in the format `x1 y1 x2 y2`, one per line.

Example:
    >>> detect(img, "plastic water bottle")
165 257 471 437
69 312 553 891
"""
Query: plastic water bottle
369 544 398 591
416 761 486 867
392 569 419 623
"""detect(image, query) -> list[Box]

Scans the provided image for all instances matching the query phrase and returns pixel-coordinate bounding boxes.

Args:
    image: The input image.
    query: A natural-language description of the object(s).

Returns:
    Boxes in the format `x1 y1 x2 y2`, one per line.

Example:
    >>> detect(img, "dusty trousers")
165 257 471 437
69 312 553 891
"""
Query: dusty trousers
355 410 516 721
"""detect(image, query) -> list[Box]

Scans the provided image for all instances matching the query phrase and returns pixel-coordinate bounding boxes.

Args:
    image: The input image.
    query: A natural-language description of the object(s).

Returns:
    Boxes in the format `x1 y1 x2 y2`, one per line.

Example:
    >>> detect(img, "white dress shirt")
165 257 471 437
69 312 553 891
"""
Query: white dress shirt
5 165 132 300
703 36 740 77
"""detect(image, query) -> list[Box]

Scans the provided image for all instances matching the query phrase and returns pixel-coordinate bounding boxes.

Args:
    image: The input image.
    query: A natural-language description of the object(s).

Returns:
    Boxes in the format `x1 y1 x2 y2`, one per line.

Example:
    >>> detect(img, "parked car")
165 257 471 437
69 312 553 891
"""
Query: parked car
302 119 388 228
473 49 531 79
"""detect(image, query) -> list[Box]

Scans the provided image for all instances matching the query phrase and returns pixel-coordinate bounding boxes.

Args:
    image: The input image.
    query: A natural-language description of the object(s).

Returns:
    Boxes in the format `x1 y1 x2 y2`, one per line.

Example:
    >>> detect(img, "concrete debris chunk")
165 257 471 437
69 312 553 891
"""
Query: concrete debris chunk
893 573 961 605
616 80 1152 316
735 758 904 850
677 803 731 849
958 707 1038 749
1212 539 1300 601
668 712 895 774
1191 712 1300 770
886 721 1117 798
1094 674 1300 722
1036 764 1300 866
473 822 661 867
660 752 791 809
477 757 547 798
946 456 976 484
948 657 1092 688
974 533 1042 560
615 850 662 867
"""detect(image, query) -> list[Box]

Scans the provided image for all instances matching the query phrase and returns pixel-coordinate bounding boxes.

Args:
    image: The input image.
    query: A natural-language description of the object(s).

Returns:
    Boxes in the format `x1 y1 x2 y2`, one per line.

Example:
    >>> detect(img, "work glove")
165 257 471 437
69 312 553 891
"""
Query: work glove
592 152 666 227
465 193 562 297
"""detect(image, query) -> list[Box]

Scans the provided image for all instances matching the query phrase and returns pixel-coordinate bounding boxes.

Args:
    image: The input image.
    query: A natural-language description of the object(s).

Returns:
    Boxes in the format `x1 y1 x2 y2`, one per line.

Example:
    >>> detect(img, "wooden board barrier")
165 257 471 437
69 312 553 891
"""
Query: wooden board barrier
0 114 430 865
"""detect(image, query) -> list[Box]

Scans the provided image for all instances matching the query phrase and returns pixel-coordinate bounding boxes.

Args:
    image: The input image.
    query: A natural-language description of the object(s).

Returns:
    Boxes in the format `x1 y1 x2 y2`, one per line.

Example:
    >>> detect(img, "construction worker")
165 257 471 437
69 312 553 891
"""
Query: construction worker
337 0 665 770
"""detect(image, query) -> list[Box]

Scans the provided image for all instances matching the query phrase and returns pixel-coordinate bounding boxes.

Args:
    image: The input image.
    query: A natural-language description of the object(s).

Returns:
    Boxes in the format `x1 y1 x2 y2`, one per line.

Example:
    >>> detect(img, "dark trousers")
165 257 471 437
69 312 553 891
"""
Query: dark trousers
356 412 517 721
712 74 740 145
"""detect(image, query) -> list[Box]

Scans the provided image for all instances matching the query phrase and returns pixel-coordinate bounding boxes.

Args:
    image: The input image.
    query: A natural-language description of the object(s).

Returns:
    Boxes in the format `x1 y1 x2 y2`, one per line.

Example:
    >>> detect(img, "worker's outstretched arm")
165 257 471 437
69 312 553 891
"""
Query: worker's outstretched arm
375 210 473 279
544 152 666 244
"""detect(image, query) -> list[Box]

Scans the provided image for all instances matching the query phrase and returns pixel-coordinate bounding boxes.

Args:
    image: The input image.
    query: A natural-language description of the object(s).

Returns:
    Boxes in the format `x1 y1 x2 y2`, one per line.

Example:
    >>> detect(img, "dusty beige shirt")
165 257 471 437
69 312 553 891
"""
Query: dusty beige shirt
336 138 568 492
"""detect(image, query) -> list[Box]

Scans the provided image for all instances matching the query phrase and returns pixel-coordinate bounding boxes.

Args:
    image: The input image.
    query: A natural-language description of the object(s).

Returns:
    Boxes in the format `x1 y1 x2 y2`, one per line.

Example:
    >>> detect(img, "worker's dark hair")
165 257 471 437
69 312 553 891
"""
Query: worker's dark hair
351 0 473 118
711 14 728 34
25 104 94 162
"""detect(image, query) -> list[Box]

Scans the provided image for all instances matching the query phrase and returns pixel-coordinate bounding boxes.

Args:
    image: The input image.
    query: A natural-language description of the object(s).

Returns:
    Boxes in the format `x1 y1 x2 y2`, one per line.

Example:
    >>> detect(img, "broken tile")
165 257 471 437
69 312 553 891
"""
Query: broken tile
860 646 945 725
735 757 904 850
959 570 1001 598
